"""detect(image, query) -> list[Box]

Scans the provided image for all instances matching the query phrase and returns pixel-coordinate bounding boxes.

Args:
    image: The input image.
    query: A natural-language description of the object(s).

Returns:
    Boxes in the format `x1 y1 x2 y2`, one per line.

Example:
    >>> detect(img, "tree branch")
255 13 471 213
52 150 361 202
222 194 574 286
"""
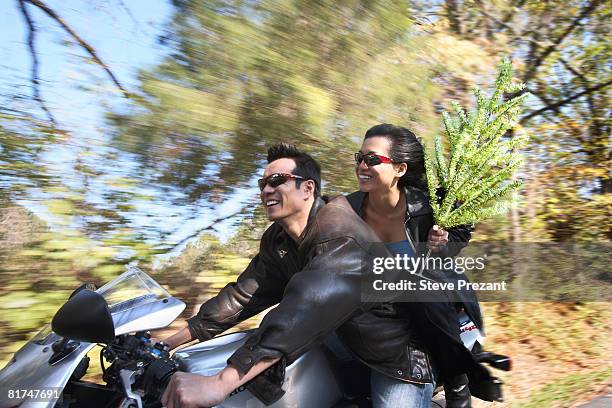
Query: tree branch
500 0 527 25
116 0 139 29
530 83 588 144
170 200 258 252
527 86 560 115
558 57 589 83
522 0 602 84
520 79 612 123
476 7 547 51
17 0 56 124
478 7 517 36
445 0 462 35
25 0 130 98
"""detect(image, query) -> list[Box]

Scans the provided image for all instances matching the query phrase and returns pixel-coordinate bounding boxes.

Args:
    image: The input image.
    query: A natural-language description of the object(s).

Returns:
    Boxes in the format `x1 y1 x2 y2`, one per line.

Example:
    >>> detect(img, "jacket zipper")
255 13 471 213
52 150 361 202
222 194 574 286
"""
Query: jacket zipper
401 196 428 280
358 198 431 385
403 217 417 255
401 215 434 383
404 217 427 277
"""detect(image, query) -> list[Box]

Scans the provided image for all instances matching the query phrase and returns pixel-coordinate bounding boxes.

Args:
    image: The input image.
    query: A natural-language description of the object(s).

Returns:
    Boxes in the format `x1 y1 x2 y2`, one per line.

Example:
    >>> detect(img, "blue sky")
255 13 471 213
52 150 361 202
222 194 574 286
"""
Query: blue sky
0 0 171 130
0 1 259 252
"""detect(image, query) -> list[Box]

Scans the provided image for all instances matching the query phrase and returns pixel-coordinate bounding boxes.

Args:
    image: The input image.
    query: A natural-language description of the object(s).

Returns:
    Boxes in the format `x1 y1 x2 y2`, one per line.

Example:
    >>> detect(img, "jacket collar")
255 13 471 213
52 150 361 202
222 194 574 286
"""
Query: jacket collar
346 186 432 219
273 196 327 246
297 196 327 243
404 186 433 217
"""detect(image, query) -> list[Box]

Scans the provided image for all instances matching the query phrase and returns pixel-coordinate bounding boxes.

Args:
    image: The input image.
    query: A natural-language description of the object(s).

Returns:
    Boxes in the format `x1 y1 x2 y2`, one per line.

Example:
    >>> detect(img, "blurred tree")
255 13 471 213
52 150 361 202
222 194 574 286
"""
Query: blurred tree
15 0 130 125
0 112 57 202
415 0 611 241
109 0 495 203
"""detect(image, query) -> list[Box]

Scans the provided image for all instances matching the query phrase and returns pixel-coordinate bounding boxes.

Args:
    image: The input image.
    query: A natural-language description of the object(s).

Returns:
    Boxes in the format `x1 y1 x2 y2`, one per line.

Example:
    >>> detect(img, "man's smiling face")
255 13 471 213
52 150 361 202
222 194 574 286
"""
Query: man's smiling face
260 158 310 222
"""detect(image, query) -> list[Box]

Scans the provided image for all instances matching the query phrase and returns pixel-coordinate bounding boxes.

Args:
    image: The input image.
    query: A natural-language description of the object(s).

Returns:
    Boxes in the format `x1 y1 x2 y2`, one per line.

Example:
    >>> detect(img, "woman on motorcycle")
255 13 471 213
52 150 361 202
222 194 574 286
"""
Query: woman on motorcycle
346 123 483 408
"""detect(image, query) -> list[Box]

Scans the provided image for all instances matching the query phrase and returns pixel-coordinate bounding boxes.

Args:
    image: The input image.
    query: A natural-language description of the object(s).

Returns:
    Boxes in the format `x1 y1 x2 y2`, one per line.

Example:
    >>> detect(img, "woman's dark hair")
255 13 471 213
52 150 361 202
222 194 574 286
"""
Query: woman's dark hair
267 142 321 197
364 123 426 190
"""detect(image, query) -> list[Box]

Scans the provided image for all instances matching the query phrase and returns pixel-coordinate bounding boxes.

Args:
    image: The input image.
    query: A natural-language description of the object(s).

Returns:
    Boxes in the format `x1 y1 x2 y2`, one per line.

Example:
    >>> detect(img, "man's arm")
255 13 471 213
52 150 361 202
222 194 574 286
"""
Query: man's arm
163 230 287 349
226 237 370 375
161 358 281 408
162 322 192 350
185 252 286 343
162 236 374 407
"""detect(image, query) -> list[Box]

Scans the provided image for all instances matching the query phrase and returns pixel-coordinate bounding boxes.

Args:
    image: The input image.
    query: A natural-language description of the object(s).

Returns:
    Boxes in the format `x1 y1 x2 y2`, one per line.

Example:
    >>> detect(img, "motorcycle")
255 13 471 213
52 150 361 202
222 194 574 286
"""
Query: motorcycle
0 265 511 408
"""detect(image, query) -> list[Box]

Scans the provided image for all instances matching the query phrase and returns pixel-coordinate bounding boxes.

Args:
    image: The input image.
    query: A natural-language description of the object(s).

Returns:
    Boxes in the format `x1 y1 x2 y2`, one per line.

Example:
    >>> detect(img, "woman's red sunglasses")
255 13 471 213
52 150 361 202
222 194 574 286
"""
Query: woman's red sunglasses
354 152 393 166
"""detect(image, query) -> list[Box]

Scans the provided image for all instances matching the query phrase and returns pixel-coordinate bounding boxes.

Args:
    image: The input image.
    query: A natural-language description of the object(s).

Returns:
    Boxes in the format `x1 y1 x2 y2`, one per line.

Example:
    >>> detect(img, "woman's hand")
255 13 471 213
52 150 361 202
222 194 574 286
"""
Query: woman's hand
427 225 449 253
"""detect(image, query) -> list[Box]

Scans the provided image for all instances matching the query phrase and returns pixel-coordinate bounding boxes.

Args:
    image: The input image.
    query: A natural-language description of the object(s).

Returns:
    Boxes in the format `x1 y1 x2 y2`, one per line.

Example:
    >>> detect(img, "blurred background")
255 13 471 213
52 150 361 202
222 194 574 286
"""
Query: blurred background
0 1 610 406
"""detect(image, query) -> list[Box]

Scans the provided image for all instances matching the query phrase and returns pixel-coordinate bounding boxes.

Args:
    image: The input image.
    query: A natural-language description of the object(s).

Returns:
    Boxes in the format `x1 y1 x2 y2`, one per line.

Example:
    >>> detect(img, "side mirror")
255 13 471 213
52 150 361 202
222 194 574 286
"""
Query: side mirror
52 289 115 343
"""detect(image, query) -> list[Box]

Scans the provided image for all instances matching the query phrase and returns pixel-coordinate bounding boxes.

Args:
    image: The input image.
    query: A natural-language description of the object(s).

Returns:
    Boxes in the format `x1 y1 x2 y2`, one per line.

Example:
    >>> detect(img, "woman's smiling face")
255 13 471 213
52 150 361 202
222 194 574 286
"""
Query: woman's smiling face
355 136 406 193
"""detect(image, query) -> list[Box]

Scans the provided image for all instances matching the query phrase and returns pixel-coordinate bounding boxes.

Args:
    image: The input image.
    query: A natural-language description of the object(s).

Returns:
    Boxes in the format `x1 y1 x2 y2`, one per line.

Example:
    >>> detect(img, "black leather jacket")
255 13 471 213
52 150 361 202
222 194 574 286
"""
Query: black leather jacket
347 187 495 398
187 196 436 404
346 186 483 330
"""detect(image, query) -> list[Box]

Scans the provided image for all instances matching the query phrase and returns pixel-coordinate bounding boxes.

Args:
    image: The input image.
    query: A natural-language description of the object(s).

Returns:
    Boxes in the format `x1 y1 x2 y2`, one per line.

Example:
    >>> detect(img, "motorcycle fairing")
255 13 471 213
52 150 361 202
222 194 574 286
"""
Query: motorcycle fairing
175 330 344 408
0 331 95 408
0 267 185 408
97 266 186 335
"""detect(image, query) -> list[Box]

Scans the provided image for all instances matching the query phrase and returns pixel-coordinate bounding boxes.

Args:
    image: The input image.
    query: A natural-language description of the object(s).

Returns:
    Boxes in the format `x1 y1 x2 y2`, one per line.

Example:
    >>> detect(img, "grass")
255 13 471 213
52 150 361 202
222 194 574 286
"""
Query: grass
516 365 612 408
483 302 610 363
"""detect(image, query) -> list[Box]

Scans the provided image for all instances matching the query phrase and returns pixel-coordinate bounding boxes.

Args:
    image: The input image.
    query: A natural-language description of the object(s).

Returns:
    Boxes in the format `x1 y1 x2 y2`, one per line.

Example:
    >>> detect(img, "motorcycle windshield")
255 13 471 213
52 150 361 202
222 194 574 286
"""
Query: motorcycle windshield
97 265 171 312
96 265 185 335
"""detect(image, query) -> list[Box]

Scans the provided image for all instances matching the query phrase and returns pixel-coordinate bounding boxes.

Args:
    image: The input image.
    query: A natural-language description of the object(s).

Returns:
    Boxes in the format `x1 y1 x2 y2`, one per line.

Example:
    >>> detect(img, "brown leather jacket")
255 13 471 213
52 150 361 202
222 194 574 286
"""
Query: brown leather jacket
187 196 435 403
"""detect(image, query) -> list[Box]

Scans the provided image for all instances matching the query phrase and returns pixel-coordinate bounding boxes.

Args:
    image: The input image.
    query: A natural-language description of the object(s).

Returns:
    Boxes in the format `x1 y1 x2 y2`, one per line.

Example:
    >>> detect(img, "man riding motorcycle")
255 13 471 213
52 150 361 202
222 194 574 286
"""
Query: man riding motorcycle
160 143 494 408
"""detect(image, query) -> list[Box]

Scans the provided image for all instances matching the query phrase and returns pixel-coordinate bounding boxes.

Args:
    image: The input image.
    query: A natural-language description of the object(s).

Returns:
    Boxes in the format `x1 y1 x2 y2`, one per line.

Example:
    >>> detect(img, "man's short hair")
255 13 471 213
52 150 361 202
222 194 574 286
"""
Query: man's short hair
267 143 321 197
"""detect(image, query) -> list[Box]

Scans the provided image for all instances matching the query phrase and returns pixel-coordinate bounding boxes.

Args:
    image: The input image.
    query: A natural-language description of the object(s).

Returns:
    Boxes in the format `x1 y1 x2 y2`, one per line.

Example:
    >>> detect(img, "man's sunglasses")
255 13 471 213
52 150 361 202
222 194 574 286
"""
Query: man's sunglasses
258 173 305 191
354 152 393 167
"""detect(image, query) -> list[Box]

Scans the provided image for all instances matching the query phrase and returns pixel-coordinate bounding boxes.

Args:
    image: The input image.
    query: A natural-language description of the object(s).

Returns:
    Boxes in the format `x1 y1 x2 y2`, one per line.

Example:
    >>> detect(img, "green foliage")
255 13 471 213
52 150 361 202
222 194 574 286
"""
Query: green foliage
109 0 455 200
0 113 58 202
424 58 530 228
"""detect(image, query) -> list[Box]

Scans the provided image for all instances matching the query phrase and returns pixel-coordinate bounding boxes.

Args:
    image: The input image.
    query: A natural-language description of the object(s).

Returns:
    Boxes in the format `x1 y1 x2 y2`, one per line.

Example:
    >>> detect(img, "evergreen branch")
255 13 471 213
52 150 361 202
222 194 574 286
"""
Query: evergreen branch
424 58 529 229
424 148 441 216
434 136 448 183
446 179 522 226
